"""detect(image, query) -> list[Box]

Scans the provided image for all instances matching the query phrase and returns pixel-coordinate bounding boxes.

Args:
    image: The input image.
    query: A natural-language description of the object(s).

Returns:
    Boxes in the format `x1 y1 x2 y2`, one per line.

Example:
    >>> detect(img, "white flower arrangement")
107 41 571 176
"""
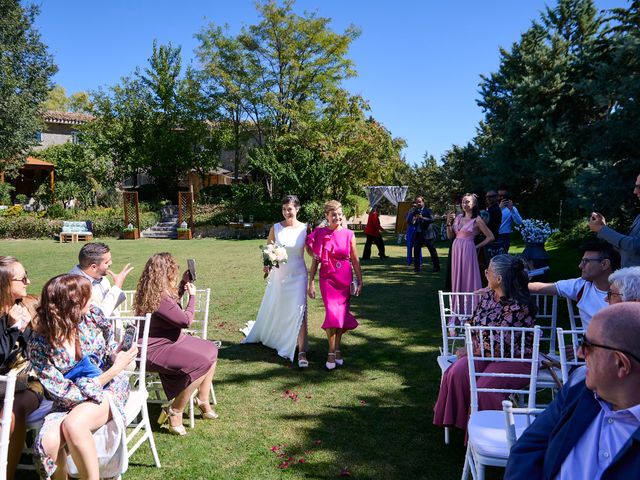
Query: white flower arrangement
260 243 288 277
515 219 556 244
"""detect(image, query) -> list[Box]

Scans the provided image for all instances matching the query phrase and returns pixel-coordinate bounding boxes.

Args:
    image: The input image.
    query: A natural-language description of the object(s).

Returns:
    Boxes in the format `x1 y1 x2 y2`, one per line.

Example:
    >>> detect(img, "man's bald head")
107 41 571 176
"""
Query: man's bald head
591 303 640 363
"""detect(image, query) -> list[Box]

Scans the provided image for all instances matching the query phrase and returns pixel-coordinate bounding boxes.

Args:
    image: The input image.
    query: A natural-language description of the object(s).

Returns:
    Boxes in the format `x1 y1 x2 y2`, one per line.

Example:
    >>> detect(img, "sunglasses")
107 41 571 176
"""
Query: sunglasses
580 333 640 363
11 274 29 285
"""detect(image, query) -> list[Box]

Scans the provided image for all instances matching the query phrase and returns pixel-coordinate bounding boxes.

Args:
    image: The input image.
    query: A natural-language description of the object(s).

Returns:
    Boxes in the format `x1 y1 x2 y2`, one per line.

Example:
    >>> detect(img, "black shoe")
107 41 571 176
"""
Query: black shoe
432 267 441 273
379 255 389 259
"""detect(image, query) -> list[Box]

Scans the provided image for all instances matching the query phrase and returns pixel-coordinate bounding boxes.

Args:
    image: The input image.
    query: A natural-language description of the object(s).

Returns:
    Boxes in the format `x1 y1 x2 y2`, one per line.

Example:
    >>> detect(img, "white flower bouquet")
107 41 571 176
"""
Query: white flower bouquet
260 243 288 278
515 219 556 244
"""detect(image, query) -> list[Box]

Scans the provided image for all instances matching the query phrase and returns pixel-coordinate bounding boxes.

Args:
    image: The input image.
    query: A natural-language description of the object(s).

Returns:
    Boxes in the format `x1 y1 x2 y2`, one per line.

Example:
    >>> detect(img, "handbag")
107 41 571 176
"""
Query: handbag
64 354 104 382
0 336 31 396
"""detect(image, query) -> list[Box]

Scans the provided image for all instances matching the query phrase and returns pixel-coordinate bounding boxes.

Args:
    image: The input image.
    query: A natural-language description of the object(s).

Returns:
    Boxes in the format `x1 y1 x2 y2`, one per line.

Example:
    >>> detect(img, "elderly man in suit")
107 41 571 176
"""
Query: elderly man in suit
589 173 640 267
505 302 640 479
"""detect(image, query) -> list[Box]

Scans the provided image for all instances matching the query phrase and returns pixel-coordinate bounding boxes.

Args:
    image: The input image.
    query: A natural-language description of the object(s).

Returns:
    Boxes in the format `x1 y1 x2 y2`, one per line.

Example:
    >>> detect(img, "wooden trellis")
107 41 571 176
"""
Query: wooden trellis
123 191 141 233
178 190 194 230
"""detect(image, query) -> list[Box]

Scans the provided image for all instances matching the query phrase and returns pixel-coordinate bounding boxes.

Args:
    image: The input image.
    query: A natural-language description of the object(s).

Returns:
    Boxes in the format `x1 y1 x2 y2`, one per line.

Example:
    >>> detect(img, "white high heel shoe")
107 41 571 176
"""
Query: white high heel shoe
335 350 344 366
325 352 336 370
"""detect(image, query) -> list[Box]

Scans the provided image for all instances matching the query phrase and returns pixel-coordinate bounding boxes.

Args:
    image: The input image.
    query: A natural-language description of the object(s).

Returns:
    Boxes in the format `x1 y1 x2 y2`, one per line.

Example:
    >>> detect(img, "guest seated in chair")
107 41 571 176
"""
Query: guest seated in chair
133 253 218 436
505 303 640 479
0 257 43 480
29 274 137 480
433 254 536 435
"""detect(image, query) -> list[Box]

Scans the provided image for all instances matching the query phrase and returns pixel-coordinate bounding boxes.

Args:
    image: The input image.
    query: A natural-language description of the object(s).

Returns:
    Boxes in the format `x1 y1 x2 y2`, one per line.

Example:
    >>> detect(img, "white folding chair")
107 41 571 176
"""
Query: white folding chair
117 290 137 316
462 324 541 480
16 399 53 472
530 294 561 392
556 328 586 385
437 291 480 444
565 298 584 331
111 314 161 468
0 372 17 480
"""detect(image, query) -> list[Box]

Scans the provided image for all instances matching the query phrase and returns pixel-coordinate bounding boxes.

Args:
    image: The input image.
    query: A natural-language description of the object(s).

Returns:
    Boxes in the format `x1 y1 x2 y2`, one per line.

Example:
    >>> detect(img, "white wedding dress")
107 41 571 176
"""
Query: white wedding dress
241 222 308 361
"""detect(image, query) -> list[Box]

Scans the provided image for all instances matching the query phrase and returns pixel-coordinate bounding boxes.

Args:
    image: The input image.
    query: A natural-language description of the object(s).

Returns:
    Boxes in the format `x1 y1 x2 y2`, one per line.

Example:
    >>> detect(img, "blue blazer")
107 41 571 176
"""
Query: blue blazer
504 380 640 479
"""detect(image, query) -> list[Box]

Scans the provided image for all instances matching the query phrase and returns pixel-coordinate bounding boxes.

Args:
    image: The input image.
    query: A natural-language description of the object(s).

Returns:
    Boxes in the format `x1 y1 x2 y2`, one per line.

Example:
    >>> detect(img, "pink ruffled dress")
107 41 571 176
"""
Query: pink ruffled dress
307 227 359 331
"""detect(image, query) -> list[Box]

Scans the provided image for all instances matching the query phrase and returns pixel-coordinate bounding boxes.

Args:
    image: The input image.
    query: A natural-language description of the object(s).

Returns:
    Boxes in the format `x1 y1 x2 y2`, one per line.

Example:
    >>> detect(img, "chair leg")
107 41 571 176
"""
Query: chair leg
477 462 485 480
461 444 471 480
142 402 162 468
189 392 196 429
444 426 450 444
210 383 217 405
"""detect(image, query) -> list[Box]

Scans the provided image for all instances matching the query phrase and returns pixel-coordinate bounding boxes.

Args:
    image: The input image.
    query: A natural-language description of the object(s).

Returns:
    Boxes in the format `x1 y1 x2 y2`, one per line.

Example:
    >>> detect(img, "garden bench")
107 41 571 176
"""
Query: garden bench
59 221 93 243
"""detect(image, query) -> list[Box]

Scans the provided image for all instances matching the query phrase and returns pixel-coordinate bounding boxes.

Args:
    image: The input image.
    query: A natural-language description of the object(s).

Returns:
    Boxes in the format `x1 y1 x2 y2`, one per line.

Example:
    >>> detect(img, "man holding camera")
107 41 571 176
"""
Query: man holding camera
497 189 523 253
589 173 640 268
411 196 440 273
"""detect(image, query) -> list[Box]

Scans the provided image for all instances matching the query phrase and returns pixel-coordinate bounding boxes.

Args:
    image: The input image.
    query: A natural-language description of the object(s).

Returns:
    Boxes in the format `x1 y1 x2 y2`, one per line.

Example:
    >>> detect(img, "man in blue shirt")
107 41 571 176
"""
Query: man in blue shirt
505 302 640 479
497 189 523 253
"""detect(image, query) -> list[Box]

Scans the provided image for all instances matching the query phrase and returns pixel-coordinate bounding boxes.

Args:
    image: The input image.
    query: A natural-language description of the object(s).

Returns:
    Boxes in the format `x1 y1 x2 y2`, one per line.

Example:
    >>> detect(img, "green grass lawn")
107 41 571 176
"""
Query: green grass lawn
3 234 581 479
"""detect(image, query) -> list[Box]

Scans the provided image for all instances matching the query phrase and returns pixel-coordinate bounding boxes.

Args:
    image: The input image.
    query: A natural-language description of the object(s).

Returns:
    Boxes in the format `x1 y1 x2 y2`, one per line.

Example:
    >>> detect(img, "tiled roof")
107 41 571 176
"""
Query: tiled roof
24 156 54 168
43 110 94 125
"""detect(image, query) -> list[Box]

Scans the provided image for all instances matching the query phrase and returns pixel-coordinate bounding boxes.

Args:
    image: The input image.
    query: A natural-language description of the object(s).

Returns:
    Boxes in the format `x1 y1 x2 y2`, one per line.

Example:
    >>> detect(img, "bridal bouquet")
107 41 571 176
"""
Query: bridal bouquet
515 219 556 244
261 243 288 278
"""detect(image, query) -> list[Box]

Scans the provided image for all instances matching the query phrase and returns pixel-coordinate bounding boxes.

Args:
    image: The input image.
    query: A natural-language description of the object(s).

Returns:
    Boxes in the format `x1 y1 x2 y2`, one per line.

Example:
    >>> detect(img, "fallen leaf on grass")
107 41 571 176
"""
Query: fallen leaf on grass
359 399 367 405
340 467 351 477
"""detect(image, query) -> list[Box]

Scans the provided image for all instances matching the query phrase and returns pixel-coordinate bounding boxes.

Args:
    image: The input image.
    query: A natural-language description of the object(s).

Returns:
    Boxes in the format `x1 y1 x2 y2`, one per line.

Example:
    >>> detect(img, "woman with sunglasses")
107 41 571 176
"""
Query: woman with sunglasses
0 256 44 480
433 254 536 436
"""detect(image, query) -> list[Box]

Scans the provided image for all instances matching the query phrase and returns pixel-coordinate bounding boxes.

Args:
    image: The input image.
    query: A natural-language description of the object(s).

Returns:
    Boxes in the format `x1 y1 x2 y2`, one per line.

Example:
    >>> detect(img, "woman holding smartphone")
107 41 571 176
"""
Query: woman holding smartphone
134 253 218 436
29 274 137 480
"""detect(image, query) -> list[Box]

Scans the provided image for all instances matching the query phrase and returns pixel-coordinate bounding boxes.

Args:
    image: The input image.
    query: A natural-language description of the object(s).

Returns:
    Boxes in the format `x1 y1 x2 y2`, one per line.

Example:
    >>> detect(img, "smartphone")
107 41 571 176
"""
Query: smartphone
187 259 197 283
120 323 137 352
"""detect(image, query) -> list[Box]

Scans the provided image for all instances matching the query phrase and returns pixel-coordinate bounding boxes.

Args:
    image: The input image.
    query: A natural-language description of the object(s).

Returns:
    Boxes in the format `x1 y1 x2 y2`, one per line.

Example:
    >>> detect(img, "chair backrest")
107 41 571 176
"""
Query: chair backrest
108 314 151 396
120 288 210 339
118 290 137 317
502 400 543 450
181 288 211 339
465 324 541 414
566 298 583 331
0 372 17 480
530 294 558 354
556 328 586 384
438 291 480 357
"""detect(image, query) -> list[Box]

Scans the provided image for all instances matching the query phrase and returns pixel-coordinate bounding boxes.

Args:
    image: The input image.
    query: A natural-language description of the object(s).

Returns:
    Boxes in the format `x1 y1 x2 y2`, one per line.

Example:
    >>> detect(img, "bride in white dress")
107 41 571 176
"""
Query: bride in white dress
241 195 309 367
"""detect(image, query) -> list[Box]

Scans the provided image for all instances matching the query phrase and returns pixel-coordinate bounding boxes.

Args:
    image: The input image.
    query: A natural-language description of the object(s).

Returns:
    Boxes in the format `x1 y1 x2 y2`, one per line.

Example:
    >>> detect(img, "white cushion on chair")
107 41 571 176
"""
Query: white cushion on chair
468 410 530 459
537 367 561 387
437 355 457 374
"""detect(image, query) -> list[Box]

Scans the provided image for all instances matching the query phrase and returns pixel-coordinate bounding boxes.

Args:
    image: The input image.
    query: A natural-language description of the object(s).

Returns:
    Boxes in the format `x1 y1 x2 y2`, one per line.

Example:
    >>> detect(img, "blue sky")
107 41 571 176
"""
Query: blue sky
35 0 627 164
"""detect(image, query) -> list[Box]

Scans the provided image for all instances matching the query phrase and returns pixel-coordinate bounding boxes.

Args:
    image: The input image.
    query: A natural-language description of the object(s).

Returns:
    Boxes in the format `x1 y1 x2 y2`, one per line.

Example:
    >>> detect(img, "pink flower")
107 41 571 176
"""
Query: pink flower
340 467 351 477
314 439 322 445
299 458 306 463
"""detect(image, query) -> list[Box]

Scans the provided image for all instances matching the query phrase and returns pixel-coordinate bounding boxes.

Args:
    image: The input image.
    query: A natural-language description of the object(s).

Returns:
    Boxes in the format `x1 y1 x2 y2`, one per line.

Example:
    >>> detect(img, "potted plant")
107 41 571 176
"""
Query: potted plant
177 221 192 240
122 224 139 240
515 219 556 276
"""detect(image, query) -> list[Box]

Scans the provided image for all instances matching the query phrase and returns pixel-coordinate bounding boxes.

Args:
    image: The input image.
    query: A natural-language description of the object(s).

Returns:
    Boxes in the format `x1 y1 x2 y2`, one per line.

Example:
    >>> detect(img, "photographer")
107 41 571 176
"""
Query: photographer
497 189 523 253
411 196 440 273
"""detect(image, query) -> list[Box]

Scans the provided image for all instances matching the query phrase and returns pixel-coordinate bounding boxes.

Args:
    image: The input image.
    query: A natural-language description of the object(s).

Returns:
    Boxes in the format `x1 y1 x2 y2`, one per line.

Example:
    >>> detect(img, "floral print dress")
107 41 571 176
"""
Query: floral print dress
28 307 130 478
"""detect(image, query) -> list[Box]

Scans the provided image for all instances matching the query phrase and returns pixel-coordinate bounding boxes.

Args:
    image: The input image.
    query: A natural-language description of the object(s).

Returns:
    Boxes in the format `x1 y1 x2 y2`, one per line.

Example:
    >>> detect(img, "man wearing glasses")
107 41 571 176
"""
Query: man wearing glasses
505 302 640 479
529 241 620 330
589 173 640 268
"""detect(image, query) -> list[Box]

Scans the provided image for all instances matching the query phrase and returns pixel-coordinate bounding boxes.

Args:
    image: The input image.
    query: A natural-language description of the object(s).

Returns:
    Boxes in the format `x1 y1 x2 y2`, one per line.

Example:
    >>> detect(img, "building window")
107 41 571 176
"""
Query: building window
34 131 42 142
71 131 83 144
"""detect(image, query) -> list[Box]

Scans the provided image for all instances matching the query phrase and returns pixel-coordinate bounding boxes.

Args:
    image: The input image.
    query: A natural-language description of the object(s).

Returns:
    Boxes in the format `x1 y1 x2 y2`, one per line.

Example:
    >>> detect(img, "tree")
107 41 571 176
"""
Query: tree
0 0 57 175
84 41 224 198
43 85 69 111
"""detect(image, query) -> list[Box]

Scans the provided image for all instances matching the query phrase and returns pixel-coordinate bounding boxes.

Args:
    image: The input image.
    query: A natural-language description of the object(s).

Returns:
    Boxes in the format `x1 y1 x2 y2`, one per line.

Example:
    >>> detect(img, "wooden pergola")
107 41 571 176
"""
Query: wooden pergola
0 156 55 196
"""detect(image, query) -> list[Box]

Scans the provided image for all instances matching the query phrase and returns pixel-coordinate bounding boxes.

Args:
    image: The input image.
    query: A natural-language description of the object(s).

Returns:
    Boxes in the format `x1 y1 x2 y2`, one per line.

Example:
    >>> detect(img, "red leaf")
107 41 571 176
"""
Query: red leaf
299 458 306 463
314 439 322 445
270 446 279 452
340 467 351 477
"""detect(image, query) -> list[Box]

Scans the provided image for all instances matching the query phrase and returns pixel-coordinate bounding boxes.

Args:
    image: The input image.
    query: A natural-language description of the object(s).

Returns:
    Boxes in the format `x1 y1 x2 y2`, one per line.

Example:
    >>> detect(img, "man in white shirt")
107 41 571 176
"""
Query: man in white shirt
497 189 523 253
69 242 133 316
505 302 640 479
529 241 620 330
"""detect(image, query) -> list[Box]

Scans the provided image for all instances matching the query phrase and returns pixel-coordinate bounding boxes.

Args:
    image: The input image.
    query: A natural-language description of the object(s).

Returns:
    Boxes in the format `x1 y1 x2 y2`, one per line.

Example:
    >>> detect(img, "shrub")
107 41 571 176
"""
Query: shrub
45 203 67 219
0 216 62 239
0 183 14 205
198 185 233 204
2 205 25 216
15 194 28 205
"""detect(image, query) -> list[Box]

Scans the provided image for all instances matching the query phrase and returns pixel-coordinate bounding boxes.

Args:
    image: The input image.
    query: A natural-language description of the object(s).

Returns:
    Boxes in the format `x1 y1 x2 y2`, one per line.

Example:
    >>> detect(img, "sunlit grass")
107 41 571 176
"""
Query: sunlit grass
4 234 577 479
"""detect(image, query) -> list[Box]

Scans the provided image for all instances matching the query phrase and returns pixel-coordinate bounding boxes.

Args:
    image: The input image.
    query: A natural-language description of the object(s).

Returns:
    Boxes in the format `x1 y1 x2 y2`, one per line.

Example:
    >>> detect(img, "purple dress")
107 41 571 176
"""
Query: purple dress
146 295 218 399
433 292 535 433
450 215 482 294
307 227 359 331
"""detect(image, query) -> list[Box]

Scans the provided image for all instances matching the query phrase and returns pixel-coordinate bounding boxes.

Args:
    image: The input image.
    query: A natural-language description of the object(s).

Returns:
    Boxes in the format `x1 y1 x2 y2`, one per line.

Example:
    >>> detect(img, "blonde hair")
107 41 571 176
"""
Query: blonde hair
324 200 342 214
134 253 179 315
0 256 19 313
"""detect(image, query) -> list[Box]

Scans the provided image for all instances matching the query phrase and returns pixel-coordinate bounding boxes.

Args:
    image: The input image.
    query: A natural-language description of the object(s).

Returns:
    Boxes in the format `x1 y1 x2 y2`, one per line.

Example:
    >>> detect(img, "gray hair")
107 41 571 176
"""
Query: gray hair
489 254 532 307
609 267 640 302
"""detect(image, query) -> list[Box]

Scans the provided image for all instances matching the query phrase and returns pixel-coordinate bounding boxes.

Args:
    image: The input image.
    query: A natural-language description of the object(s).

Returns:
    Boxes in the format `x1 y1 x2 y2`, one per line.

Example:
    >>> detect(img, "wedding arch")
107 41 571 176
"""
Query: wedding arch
362 186 409 208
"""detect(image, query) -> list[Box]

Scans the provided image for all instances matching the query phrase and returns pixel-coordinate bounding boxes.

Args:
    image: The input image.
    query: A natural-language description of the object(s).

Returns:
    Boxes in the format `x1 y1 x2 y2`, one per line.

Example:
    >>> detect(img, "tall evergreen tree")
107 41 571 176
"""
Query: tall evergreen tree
0 0 57 175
